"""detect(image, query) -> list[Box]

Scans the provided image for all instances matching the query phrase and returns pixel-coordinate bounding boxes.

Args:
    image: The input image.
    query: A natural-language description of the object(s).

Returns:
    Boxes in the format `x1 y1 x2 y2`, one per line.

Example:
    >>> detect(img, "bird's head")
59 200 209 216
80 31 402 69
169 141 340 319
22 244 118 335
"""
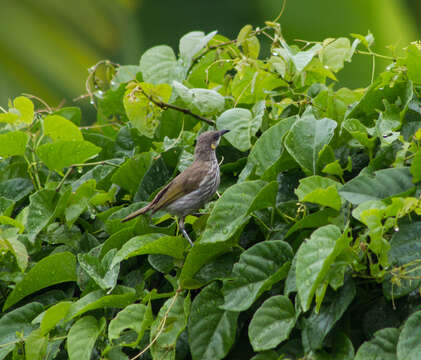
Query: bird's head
194 129 229 161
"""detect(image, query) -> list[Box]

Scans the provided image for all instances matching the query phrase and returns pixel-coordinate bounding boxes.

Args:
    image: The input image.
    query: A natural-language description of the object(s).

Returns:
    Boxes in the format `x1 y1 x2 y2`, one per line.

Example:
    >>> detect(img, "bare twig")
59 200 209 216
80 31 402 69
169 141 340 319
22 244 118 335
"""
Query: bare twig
130 289 182 360
135 85 215 126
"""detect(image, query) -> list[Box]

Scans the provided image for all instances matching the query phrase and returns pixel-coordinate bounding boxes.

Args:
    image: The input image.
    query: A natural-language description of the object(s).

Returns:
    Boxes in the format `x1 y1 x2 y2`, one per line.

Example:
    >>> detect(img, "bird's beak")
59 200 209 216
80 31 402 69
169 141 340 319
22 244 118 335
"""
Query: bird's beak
218 129 230 136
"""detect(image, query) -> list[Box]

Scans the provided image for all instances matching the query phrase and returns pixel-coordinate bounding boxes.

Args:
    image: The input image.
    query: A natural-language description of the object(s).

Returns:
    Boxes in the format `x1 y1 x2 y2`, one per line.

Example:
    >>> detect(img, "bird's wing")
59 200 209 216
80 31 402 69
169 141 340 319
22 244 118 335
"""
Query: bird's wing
149 161 208 213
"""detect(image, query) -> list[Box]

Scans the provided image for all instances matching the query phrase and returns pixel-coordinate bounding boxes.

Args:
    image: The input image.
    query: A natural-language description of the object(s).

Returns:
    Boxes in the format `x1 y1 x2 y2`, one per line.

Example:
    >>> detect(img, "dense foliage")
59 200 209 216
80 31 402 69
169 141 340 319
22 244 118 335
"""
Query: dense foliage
1 21 421 360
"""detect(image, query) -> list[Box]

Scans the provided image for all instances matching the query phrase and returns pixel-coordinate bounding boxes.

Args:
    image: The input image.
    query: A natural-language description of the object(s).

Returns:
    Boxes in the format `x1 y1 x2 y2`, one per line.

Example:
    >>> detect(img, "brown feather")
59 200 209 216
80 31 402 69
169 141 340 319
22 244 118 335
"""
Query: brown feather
121 160 210 222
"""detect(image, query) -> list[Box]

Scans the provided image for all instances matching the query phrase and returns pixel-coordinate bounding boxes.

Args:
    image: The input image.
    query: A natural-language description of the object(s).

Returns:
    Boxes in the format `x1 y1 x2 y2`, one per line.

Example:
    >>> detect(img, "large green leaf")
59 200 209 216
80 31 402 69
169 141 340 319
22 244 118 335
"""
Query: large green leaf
302 278 356 351
216 108 254 151
0 302 43 346
108 303 153 346
123 82 172 138
355 328 399 360
173 81 225 116
0 131 29 158
25 328 48 360
37 140 101 172
0 96 34 124
3 252 77 310
397 310 421 360
40 301 72 335
221 240 293 311
111 234 188 267
339 167 414 205
67 316 105 360
200 180 266 244
248 295 296 351
383 221 421 298
25 189 57 242
295 175 343 210
0 178 33 201
284 116 337 174
150 294 190 360
246 116 297 180
66 287 136 320
179 30 217 67
78 249 119 291
179 242 234 289
320 38 351 72
188 282 239 360
296 225 350 311
43 114 83 141
139 45 183 84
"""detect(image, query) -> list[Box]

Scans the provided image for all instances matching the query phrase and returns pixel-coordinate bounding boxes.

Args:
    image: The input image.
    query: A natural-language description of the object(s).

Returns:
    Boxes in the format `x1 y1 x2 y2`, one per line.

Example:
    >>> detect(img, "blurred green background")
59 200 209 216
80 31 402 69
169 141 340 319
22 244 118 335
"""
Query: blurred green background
1 0 419 112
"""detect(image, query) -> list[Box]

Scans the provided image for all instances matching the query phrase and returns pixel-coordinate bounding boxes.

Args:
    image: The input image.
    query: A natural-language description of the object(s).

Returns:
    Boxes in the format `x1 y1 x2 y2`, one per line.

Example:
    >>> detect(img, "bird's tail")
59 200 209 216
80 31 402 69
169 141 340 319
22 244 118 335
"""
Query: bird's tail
121 203 153 222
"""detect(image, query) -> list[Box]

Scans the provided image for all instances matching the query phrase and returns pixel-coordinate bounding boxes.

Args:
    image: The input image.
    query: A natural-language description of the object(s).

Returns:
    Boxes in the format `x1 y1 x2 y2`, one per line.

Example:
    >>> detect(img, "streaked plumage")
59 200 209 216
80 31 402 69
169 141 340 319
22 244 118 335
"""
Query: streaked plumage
121 129 229 245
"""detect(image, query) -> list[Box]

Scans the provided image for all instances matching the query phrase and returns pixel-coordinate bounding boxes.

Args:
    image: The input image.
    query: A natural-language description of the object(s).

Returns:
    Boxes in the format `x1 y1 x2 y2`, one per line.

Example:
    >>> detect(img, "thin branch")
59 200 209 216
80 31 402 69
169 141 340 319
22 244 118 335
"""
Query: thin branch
130 289 181 360
136 85 215 126
22 93 53 113
55 160 120 192
272 0 287 23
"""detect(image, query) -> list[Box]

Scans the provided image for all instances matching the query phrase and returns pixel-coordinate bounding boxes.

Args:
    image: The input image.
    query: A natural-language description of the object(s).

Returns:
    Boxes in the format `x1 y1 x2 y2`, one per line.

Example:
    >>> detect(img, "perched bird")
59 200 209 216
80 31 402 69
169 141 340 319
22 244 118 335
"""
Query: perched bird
121 129 230 245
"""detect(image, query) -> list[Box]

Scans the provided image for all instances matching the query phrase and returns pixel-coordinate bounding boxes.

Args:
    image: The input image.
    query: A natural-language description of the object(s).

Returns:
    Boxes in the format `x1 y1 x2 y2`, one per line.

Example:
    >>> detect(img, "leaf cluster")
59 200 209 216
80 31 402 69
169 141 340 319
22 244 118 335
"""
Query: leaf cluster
1 23 421 360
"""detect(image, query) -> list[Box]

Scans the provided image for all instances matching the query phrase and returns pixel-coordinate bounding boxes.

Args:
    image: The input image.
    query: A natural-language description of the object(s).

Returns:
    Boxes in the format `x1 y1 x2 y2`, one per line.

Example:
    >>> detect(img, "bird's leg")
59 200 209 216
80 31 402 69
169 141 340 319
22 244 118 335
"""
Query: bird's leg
179 216 194 246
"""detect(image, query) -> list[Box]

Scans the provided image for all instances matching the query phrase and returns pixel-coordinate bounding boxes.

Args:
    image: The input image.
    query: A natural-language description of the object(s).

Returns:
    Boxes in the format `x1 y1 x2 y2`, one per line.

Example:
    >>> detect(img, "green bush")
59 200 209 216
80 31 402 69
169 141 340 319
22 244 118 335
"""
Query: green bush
1 21 421 360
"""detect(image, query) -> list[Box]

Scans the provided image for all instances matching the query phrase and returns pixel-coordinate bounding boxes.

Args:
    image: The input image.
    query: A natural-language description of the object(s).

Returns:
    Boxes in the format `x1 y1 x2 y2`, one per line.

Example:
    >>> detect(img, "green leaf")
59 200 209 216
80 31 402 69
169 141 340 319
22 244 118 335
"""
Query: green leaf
53 106 81 125
25 189 57 242
383 222 421 299
179 30 217 67
112 65 141 87
290 43 323 73
397 310 421 360
65 180 96 226
67 316 105 360
0 131 29 158
295 175 343 210
3 252 77 310
339 167 414 204
296 225 350 311
355 328 399 360
139 45 183 84
66 286 136 320
200 180 266 244
347 80 412 121
111 153 153 193
0 231 28 271
173 81 225 116
302 278 356 350
150 294 190 360
37 140 101 172
25 328 48 360
216 108 253 151
43 114 83 141
188 282 239 360
320 38 351 72
285 116 337 174
179 242 234 289
0 178 33 201
401 43 421 84
285 208 338 238
111 234 188 267
0 96 34 124
40 301 72 335
108 303 153 346
246 116 297 180
231 65 286 104
248 295 296 351
221 240 293 311
342 118 376 150
0 302 43 345
78 249 119 291
410 149 421 183
123 82 172 138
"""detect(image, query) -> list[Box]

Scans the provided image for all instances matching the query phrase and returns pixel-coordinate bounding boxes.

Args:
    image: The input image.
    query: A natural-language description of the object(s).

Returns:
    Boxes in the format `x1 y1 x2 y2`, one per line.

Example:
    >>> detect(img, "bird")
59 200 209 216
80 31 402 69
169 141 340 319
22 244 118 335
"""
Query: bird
121 129 230 245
